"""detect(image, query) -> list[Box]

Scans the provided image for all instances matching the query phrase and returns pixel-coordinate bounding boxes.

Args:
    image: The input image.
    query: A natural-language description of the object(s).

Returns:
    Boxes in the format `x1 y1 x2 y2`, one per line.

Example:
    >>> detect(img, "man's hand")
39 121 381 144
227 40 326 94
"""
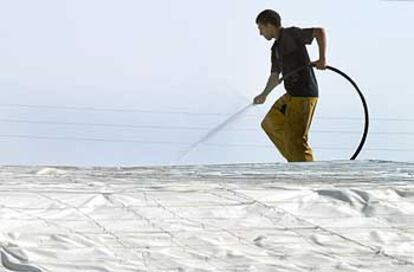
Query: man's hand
253 94 267 105
311 58 327 70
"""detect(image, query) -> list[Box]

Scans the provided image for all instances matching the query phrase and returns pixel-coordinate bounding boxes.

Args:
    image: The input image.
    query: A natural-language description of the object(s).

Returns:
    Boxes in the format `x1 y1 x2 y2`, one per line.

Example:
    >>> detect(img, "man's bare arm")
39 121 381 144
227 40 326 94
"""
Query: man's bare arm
253 72 280 104
312 27 327 69
262 72 280 96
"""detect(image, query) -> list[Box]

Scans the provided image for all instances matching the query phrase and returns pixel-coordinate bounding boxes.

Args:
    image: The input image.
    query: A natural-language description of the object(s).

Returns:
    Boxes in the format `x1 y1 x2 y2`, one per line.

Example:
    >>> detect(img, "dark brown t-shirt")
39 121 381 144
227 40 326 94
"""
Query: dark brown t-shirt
271 26 318 97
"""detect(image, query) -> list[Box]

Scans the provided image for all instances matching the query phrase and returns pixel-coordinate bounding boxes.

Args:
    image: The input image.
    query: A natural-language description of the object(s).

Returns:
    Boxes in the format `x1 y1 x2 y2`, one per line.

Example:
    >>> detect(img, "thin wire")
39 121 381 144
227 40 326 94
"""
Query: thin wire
4 217 414 228
5 200 414 209
0 103 231 116
4 242 414 251
1 103 414 122
0 118 210 131
0 134 188 146
0 134 413 153
1 118 414 135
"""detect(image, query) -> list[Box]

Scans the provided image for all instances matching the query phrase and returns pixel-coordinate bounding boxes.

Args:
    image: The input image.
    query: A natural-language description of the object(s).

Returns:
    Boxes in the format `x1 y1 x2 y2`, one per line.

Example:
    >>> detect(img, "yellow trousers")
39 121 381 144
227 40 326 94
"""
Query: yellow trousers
261 93 318 162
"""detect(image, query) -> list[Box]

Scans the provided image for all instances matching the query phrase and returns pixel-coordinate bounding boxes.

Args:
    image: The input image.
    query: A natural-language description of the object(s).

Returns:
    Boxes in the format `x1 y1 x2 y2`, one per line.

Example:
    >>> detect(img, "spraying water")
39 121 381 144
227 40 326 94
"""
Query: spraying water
175 103 253 163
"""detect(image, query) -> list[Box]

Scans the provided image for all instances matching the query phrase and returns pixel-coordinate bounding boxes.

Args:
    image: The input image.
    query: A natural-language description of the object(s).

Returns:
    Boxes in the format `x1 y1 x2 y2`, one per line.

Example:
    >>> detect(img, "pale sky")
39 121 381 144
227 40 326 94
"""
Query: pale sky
0 0 413 166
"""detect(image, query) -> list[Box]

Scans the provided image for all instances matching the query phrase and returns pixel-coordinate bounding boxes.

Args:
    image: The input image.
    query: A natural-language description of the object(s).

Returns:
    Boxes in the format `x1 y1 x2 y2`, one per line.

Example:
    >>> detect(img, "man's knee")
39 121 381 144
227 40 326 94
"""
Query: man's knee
262 118 287 143
261 118 269 132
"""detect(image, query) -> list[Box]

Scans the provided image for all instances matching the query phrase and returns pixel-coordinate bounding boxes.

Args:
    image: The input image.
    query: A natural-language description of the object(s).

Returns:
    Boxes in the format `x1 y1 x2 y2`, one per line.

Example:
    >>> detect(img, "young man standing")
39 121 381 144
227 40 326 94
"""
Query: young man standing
253 9 327 162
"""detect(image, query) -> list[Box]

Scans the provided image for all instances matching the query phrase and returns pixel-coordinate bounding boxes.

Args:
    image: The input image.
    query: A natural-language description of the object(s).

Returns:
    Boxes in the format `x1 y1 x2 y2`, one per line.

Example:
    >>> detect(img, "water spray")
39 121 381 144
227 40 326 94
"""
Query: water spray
175 104 253 163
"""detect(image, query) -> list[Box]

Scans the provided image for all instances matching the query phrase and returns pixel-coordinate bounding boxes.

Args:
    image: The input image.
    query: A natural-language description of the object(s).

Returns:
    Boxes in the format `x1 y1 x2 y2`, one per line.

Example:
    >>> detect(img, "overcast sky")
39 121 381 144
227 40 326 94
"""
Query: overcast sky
0 0 413 166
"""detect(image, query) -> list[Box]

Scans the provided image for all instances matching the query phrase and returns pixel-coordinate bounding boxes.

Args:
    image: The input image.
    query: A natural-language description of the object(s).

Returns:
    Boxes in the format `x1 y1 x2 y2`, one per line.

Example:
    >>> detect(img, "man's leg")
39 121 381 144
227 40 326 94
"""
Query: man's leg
261 93 291 161
284 97 318 162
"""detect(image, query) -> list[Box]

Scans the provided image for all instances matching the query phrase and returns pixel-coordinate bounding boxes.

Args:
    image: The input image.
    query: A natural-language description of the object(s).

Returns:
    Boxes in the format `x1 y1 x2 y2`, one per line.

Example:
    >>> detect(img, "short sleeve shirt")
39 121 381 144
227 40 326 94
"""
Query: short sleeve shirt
271 27 318 97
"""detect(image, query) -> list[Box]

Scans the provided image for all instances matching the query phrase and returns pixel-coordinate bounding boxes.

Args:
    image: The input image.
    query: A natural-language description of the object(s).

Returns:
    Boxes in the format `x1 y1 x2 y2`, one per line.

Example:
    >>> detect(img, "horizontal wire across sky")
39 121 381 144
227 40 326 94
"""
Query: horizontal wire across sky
1 103 414 122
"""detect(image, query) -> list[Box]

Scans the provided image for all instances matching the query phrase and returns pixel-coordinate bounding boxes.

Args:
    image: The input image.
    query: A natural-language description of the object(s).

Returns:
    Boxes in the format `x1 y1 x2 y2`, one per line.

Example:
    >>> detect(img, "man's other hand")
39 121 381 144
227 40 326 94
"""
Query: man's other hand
253 94 267 105
311 59 327 70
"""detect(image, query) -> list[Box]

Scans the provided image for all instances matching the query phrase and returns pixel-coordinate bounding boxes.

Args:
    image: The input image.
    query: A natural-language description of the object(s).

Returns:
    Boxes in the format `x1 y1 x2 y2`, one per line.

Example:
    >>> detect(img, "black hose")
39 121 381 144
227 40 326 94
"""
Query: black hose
279 64 369 160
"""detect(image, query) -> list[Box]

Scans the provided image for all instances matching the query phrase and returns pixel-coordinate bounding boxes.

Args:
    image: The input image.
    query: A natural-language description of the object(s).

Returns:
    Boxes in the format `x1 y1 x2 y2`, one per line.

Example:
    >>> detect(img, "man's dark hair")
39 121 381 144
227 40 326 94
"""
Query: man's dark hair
256 9 281 27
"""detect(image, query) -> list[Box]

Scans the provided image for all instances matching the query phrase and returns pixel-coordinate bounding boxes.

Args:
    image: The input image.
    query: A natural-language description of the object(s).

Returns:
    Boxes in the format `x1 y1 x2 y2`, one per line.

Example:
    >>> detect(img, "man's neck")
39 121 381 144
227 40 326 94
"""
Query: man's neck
274 27 282 40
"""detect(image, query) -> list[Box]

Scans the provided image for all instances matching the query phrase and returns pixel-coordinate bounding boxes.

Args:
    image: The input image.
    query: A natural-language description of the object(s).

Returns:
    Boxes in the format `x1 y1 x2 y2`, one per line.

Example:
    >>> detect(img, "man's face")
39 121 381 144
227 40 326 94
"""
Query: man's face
258 23 274 40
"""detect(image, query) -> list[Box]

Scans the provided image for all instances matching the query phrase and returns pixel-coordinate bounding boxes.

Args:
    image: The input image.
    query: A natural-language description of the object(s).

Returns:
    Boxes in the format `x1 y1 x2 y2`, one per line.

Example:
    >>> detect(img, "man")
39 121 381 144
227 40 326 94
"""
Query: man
253 9 327 162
